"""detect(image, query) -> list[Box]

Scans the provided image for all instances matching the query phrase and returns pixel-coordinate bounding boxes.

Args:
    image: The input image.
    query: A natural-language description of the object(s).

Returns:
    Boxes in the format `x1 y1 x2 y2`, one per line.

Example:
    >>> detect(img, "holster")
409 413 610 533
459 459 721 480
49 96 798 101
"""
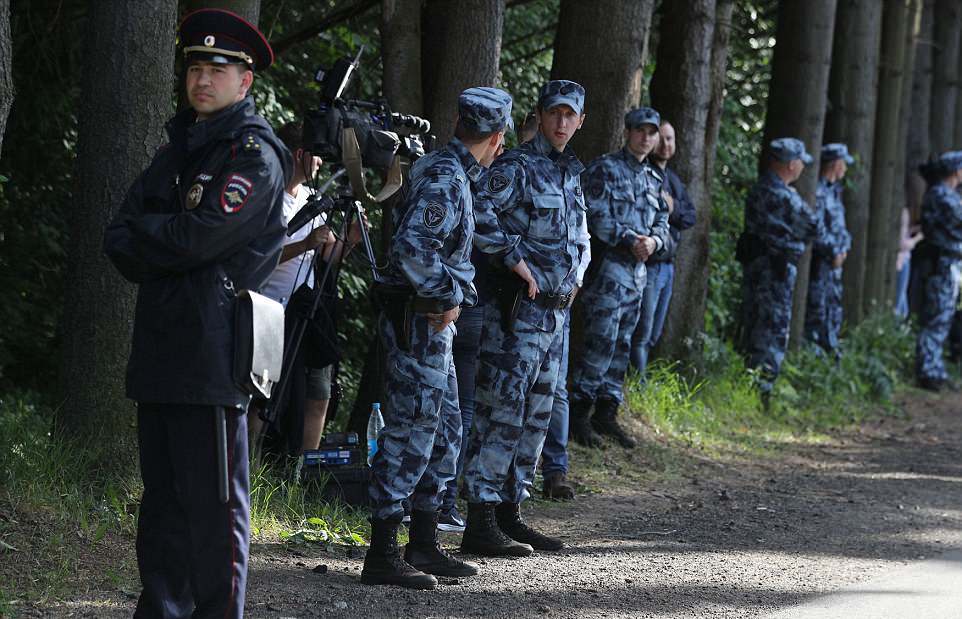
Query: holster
372 283 413 352
489 271 525 332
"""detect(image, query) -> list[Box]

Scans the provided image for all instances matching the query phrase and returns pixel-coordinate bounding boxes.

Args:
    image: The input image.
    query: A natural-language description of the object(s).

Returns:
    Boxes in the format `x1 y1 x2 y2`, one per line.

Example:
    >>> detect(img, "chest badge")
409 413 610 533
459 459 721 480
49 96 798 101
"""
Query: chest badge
574 186 582 197
186 183 204 210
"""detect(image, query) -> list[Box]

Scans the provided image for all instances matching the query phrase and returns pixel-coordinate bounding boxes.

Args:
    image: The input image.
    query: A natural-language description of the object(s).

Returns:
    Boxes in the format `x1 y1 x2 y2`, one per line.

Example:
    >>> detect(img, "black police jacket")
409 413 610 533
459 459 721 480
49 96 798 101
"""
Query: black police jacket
104 96 292 408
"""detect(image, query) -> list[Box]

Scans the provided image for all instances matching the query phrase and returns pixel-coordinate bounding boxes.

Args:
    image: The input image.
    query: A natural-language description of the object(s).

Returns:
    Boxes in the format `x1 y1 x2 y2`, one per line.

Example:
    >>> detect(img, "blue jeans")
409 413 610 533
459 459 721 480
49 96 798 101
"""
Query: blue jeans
895 257 911 318
441 303 484 512
630 261 674 374
541 311 571 476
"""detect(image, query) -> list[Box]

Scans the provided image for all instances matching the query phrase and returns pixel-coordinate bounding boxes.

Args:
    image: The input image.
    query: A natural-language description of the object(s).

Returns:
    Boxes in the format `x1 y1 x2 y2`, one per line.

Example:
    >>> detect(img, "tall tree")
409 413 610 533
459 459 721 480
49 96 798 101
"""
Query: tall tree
929 0 960 153
908 0 934 171
0 0 11 159
550 0 655 163
57 0 177 463
759 0 837 346
380 0 422 116
185 0 259 23
421 0 505 144
648 0 729 362
864 0 911 313
823 0 883 325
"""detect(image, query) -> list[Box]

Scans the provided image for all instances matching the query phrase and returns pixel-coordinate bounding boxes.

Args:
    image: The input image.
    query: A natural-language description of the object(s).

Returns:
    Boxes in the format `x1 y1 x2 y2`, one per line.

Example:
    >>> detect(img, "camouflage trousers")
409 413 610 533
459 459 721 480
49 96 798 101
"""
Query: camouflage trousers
368 312 461 520
916 255 961 382
804 258 843 354
463 299 565 504
570 277 643 403
739 255 798 394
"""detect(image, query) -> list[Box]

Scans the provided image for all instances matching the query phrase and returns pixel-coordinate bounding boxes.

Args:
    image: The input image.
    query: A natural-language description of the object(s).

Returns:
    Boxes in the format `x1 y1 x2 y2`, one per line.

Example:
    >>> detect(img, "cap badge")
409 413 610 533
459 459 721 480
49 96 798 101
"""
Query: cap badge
186 183 204 210
204 35 215 47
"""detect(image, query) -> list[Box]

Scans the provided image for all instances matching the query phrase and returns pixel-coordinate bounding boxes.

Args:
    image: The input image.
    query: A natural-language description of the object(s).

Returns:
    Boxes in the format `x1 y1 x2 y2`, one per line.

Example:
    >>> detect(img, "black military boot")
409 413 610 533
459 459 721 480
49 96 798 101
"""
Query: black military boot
542 471 575 501
591 398 636 448
569 398 603 447
495 502 565 551
460 503 533 557
361 516 437 589
404 510 479 577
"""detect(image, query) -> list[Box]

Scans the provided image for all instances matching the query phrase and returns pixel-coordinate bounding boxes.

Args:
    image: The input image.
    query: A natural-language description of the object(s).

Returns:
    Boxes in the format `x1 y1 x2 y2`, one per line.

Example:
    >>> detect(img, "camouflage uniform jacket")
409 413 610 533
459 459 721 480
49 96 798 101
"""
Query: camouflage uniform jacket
582 147 670 290
813 178 851 259
384 137 482 309
921 183 962 257
744 170 818 262
473 130 589 296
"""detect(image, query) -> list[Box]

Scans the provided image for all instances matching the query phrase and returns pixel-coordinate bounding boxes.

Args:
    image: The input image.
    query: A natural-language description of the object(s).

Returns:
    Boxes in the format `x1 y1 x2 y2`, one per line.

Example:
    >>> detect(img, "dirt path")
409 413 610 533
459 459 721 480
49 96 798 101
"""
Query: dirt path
14 390 962 618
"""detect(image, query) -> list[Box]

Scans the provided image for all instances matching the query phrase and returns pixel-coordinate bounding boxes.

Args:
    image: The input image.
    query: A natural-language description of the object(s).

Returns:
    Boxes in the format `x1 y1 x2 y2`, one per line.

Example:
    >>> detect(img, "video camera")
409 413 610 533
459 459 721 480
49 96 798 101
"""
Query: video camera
302 47 434 170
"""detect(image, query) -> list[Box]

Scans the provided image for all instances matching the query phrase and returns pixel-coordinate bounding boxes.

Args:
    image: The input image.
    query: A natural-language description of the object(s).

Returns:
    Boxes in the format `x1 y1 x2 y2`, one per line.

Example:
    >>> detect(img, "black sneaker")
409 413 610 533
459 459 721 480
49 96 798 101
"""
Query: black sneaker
437 506 466 533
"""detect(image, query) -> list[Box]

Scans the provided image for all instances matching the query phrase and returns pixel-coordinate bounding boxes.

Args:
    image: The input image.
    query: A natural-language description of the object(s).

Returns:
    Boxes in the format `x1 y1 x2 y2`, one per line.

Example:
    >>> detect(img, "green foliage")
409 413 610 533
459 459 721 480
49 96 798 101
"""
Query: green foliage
499 0 559 122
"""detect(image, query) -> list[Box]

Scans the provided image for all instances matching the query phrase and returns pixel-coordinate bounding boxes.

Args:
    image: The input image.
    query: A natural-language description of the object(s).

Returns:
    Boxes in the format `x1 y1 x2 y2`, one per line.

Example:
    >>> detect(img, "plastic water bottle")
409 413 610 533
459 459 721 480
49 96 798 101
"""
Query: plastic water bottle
366 402 385 466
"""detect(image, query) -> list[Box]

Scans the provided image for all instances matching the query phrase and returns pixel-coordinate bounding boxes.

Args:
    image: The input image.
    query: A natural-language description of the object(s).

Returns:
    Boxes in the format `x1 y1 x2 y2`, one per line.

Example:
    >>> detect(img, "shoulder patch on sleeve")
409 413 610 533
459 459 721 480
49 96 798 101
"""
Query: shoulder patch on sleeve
422 202 447 229
221 174 253 213
487 171 511 194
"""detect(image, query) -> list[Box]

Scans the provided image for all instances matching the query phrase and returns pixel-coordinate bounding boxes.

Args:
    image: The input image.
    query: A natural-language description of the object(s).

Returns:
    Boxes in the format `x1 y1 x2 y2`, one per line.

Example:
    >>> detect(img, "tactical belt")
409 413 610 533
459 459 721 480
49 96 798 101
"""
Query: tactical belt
371 284 452 351
533 290 574 310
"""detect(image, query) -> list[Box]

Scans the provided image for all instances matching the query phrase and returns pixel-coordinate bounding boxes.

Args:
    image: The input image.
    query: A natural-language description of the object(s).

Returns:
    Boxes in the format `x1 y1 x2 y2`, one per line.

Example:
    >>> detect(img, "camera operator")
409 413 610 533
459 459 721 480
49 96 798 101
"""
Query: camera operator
248 121 363 454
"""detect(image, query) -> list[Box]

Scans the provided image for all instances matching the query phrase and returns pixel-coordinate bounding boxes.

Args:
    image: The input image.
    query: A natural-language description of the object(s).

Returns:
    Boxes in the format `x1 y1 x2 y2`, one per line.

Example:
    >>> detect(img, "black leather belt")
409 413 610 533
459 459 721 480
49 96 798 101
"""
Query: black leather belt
534 290 574 310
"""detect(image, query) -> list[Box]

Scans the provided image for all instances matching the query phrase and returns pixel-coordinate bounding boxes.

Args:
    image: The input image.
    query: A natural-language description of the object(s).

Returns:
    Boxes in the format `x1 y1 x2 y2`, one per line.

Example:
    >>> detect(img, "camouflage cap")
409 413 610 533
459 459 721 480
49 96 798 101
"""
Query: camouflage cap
770 137 813 165
624 107 660 130
938 150 962 173
458 87 514 134
821 143 854 164
538 80 585 116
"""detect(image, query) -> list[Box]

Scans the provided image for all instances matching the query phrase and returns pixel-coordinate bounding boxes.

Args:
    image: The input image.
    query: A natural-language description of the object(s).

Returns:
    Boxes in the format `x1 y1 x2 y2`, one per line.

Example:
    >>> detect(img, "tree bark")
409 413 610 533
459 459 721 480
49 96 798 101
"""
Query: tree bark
864 0 910 314
57 0 177 465
380 0 423 116
647 0 721 362
929 0 961 153
0 0 11 159
550 0 655 163
185 0 259 24
909 0 934 170
421 0 504 144
823 0 883 326
760 0 837 347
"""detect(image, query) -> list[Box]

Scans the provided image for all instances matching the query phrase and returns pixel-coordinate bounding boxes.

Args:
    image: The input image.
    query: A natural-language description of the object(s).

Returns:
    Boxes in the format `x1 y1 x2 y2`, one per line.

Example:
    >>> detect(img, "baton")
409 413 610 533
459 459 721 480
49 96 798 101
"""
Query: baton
215 406 229 504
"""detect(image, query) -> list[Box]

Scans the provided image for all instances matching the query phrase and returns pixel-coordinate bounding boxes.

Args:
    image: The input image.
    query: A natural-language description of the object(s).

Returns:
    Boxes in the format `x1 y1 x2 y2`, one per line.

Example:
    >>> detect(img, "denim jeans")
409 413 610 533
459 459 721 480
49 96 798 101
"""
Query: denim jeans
630 261 674 374
440 303 484 511
541 311 571 476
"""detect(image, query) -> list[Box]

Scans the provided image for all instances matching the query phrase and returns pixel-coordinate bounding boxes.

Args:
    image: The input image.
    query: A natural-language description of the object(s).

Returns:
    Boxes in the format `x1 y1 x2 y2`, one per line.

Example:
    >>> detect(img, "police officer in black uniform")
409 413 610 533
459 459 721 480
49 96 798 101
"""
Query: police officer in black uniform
103 9 290 618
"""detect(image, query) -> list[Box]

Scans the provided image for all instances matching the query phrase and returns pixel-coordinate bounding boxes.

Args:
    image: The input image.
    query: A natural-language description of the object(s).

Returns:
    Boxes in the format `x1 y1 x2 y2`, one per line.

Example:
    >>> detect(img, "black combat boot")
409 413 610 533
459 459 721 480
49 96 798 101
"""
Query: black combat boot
569 398 603 447
542 471 575 501
361 516 437 589
591 398 636 448
460 502 534 557
495 502 565 551
404 510 479 577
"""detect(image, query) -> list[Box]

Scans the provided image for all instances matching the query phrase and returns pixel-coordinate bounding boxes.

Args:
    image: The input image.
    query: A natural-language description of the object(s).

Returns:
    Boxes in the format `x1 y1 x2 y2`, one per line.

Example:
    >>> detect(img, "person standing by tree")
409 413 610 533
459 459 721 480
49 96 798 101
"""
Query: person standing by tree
463 80 589 556
569 107 669 449
737 138 818 408
629 120 696 377
915 151 962 392
805 143 853 358
103 10 289 617
363 88 512 589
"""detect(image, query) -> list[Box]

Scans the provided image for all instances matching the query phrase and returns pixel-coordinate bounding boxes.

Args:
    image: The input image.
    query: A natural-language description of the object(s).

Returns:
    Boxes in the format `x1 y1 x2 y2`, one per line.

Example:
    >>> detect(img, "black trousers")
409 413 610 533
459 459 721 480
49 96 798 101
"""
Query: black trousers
134 403 250 619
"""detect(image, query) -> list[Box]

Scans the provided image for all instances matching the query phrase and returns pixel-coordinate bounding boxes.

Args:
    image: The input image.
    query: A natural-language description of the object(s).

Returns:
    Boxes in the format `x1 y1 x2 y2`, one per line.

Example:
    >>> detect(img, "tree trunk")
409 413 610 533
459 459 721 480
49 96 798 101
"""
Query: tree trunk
381 0 423 116
57 0 177 466
864 0 910 314
929 0 961 153
185 0 260 24
647 0 721 363
823 0 883 326
909 0 934 170
421 0 504 144
550 0 655 163
760 0 837 347
956 40 962 147
0 0 11 159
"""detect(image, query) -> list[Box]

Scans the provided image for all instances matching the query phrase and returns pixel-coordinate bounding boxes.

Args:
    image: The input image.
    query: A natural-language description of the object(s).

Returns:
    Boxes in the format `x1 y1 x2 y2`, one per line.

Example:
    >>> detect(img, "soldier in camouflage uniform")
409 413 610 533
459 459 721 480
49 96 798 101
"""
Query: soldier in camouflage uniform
805 143 853 357
569 107 669 449
363 87 513 590
915 151 962 392
737 138 818 406
462 80 590 557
